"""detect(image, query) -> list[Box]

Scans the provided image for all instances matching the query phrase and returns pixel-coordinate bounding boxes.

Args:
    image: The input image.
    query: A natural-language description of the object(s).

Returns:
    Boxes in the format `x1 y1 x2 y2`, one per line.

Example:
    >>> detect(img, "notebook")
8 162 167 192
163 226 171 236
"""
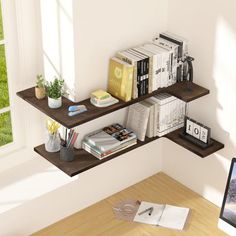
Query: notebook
133 201 190 230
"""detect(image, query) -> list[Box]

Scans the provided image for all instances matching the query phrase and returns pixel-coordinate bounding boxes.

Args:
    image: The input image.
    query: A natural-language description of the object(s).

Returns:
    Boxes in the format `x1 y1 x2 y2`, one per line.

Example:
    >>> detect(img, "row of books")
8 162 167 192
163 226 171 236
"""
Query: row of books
126 93 186 140
82 123 137 159
108 31 188 102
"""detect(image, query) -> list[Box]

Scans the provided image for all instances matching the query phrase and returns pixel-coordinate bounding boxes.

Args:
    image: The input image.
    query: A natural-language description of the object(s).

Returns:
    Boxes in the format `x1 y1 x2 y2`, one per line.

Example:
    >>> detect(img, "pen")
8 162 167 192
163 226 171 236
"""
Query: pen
138 207 154 216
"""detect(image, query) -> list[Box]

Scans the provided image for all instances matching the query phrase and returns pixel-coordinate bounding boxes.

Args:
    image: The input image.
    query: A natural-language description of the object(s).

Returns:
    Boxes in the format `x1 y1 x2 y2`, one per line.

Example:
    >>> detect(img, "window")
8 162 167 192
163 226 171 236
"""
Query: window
0 0 13 148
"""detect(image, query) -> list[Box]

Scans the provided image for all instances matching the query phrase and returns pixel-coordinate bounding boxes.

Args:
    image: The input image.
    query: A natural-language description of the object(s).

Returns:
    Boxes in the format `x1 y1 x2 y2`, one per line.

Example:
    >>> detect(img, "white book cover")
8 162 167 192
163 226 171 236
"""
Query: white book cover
134 201 190 230
153 40 174 87
159 31 189 81
141 100 154 138
143 43 168 88
128 49 149 96
147 43 170 88
145 97 158 137
153 37 179 85
142 45 162 91
126 103 150 141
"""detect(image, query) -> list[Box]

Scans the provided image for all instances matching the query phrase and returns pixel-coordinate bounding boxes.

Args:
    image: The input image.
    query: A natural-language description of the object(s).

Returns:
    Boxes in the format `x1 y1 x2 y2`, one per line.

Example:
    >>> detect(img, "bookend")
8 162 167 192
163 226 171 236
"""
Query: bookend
181 55 194 92
180 116 213 149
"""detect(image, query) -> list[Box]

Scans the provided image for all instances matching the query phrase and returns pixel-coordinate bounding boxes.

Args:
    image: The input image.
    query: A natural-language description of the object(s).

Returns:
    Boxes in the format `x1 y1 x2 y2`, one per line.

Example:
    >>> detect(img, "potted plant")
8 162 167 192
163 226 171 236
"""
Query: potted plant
45 77 65 109
35 74 46 99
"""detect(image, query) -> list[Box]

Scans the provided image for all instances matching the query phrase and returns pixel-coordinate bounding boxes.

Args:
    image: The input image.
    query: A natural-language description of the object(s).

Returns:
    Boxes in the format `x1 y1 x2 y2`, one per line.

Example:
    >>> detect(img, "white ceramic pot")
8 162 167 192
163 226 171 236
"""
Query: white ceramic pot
48 97 62 109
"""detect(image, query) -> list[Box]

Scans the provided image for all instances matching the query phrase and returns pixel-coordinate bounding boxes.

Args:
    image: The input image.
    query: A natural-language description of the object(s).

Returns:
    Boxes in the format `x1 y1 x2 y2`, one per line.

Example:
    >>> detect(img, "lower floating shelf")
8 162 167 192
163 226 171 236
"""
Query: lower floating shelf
34 136 159 177
34 128 224 177
165 128 224 157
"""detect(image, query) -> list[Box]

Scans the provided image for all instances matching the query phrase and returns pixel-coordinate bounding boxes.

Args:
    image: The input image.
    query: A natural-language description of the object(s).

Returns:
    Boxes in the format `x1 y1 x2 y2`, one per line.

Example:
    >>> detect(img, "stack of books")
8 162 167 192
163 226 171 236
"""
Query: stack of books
107 32 188 101
82 123 137 159
126 93 186 140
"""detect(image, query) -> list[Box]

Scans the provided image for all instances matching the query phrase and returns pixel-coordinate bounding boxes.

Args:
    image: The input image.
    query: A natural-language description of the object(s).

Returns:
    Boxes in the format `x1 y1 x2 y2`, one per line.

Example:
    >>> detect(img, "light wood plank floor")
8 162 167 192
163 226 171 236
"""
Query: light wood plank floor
33 172 227 236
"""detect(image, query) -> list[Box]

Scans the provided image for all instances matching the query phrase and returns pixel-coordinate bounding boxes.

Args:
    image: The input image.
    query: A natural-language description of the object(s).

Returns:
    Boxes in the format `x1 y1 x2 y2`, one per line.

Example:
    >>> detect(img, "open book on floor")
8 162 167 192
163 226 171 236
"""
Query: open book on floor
133 201 190 230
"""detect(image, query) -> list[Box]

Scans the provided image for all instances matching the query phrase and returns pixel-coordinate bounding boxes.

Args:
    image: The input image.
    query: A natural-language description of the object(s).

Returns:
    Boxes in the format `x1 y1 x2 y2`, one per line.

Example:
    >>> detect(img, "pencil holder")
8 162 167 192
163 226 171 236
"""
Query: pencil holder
59 145 75 162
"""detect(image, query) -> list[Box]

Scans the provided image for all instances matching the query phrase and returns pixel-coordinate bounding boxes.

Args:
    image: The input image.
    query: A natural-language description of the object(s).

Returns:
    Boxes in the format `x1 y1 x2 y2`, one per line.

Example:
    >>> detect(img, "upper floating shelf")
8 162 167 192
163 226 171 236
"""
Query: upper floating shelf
17 82 209 129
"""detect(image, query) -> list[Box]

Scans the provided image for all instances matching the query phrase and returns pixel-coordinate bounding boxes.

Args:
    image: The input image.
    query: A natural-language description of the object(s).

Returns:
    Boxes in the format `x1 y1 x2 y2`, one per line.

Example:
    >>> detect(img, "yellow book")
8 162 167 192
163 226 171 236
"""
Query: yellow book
108 57 134 102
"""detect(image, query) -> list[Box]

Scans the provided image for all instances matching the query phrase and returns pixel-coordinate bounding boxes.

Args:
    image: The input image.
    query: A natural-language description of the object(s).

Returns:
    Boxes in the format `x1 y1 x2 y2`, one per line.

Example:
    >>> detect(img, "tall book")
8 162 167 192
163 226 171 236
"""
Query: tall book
153 37 179 85
108 57 134 102
159 32 188 82
132 47 154 93
127 48 149 95
141 45 162 91
116 50 142 99
143 43 170 88
126 102 150 141
140 100 155 138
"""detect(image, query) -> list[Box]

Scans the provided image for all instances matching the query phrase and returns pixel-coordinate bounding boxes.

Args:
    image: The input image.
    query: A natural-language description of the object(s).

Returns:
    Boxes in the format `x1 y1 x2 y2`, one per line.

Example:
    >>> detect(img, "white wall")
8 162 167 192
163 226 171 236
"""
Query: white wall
73 0 168 101
0 0 168 235
162 0 236 206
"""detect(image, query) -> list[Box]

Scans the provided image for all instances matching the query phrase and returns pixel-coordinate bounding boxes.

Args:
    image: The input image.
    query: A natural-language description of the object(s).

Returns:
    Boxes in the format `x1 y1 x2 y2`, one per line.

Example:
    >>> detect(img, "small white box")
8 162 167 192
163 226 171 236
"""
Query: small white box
192 123 201 139
200 126 208 143
186 118 194 135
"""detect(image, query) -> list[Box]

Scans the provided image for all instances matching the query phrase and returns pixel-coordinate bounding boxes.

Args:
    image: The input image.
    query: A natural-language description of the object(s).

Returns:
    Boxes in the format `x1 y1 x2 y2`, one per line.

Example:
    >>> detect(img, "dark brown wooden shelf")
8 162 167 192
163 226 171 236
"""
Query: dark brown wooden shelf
34 136 160 177
17 82 209 129
34 127 224 176
19 81 222 177
165 128 224 157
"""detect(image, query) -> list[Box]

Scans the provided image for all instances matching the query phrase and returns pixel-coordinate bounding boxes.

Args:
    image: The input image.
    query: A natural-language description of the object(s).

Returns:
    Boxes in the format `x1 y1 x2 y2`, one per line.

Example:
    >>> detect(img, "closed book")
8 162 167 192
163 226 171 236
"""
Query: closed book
126 102 150 141
132 47 154 93
84 123 137 152
142 45 162 91
128 49 149 96
159 32 188 82
82 140 137 160
153 37 179 86
116 51 141 99
108 57 134 102
141 100 155 138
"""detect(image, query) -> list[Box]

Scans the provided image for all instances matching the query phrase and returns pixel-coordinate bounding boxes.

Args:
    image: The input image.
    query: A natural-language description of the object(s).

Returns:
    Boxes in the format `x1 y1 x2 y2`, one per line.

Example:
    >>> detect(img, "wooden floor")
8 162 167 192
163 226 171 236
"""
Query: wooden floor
33 172 227 236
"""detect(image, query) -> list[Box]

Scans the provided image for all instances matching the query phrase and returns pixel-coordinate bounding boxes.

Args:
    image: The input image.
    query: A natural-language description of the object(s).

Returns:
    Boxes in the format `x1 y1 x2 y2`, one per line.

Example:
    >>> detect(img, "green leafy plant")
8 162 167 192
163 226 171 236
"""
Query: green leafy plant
45 77 65 99
36 74 45 88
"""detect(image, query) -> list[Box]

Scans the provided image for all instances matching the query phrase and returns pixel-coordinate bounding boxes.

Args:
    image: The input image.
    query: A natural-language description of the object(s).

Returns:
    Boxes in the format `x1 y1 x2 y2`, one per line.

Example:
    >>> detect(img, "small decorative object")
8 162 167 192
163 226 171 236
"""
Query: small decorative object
180 116 213 149
68 104 87 116
45 77 65 109
182 55 194 83
35 74 46 99
59 128 78 161
90 89 119 107
45 118 61 152
113 199 140 221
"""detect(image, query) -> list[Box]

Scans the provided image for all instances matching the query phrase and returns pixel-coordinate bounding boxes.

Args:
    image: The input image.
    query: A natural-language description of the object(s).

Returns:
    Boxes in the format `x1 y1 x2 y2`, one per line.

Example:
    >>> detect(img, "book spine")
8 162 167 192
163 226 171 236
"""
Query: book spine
116 52 138 99
145 58 149 95
137 60 142 97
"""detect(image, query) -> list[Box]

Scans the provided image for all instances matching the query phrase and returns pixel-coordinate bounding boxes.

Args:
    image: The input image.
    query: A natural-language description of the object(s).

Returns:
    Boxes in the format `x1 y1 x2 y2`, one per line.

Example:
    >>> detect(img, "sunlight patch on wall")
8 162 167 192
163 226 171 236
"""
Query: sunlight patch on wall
213 17 236 142
40 0 76 101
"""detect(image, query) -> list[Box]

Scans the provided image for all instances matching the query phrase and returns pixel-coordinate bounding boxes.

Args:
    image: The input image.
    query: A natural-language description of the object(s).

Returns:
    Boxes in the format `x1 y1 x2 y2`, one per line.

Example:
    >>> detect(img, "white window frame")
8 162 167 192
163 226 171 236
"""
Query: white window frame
0 0 26 156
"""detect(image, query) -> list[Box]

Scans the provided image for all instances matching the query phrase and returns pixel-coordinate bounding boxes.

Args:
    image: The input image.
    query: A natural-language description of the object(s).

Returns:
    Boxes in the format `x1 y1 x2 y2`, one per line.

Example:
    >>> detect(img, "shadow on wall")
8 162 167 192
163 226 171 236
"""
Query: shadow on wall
164 0 236 205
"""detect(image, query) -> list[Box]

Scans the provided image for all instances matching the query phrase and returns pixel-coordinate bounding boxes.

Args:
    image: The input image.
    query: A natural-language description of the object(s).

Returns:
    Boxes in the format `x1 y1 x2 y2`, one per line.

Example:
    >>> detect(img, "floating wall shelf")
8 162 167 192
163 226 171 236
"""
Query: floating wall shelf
17 82 224 177
17 82 209 129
